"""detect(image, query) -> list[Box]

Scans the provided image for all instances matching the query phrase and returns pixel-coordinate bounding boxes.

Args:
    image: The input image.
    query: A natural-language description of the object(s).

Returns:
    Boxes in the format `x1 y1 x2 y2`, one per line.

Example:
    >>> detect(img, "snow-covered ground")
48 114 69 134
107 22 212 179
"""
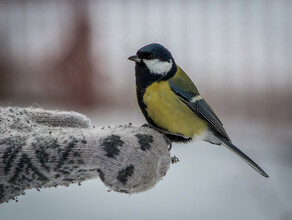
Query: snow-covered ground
1 109 291 220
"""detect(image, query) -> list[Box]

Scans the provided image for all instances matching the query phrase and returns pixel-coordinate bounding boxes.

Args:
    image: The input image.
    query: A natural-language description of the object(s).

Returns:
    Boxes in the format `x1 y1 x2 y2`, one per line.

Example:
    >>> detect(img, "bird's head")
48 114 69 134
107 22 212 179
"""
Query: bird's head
128 43 176 77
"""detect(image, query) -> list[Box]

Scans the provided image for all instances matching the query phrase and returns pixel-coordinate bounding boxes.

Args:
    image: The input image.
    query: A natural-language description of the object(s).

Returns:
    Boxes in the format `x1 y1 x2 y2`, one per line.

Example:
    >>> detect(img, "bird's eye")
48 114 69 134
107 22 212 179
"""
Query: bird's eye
145 54 156 60
137 52 156 60
148 54 155 59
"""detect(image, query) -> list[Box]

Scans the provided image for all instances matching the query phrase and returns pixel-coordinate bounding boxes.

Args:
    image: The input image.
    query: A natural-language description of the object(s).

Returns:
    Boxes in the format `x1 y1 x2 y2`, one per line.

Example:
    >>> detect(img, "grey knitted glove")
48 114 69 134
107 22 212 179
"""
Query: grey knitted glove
0 107 170 203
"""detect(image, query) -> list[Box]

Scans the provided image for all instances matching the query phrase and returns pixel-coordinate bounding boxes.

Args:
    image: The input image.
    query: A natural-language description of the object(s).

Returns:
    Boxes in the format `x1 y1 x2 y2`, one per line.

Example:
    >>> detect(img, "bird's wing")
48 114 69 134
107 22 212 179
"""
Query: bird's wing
169 66 231 141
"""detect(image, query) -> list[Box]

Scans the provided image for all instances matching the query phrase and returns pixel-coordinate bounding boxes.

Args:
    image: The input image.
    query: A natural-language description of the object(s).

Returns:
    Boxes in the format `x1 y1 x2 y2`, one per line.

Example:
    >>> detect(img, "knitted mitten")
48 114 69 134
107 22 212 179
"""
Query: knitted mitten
0 107 170 203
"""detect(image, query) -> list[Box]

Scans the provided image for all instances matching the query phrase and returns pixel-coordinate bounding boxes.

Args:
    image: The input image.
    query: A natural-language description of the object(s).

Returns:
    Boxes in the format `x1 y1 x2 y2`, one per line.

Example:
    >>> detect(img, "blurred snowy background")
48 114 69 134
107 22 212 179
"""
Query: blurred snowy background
0 0 291 220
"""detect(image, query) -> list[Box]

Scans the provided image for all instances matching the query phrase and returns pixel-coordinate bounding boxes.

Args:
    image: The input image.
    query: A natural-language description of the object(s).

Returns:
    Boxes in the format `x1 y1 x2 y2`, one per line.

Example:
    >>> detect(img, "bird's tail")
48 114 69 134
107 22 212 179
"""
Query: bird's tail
217 135 269 178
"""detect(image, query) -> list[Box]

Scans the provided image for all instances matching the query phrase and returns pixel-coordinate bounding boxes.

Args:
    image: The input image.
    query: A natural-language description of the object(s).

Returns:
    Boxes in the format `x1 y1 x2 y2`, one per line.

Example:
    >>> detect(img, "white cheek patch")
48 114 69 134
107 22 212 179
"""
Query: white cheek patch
143 59 173 75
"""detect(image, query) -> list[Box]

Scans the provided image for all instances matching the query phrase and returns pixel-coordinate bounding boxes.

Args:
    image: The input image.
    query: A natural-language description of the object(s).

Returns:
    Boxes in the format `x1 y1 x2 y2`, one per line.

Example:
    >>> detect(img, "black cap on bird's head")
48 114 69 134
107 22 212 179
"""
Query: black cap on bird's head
128 43 176 76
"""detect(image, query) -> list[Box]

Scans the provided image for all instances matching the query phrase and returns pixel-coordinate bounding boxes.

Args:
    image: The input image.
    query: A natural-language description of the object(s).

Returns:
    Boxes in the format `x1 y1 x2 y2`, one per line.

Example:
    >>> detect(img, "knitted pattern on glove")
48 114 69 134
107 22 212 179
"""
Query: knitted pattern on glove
0 107 170 203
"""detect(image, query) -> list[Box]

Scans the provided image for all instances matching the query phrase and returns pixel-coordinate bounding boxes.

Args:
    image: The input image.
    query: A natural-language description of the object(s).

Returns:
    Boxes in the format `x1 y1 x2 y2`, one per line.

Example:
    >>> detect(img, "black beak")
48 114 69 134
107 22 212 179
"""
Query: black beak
128 55 141 62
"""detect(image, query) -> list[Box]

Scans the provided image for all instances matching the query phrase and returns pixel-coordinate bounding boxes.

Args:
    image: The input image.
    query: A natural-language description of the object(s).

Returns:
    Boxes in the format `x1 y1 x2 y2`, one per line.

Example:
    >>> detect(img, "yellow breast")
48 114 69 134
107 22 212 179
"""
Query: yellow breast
143 81 207 138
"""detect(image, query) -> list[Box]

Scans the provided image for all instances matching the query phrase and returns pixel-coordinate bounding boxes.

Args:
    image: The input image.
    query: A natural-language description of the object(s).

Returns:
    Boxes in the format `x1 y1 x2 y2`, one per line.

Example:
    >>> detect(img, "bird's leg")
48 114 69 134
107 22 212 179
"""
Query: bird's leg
162 136 180 163
162 135 173 151
141 123 176 151
141 123 173 151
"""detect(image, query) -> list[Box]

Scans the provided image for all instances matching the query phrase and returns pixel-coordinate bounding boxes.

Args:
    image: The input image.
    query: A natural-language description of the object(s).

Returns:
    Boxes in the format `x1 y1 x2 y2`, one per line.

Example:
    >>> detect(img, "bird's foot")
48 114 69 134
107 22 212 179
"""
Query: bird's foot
141 124 173 151
162 135 173 151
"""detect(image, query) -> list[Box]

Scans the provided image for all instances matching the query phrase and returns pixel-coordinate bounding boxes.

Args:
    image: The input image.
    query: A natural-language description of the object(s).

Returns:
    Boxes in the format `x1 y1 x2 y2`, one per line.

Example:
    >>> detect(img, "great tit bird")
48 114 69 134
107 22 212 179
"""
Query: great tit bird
128 43 269 178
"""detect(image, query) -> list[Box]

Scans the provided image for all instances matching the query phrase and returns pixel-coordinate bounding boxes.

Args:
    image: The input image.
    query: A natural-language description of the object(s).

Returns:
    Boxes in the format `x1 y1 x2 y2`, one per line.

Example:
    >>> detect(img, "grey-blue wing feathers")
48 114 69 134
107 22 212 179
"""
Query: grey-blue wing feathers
169 80 269 178
169 81 231 141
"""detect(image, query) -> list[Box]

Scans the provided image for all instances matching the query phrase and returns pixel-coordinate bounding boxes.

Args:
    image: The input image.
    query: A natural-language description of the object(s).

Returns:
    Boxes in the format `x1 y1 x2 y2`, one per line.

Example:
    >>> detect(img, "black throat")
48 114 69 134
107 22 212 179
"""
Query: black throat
135 61 176 128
